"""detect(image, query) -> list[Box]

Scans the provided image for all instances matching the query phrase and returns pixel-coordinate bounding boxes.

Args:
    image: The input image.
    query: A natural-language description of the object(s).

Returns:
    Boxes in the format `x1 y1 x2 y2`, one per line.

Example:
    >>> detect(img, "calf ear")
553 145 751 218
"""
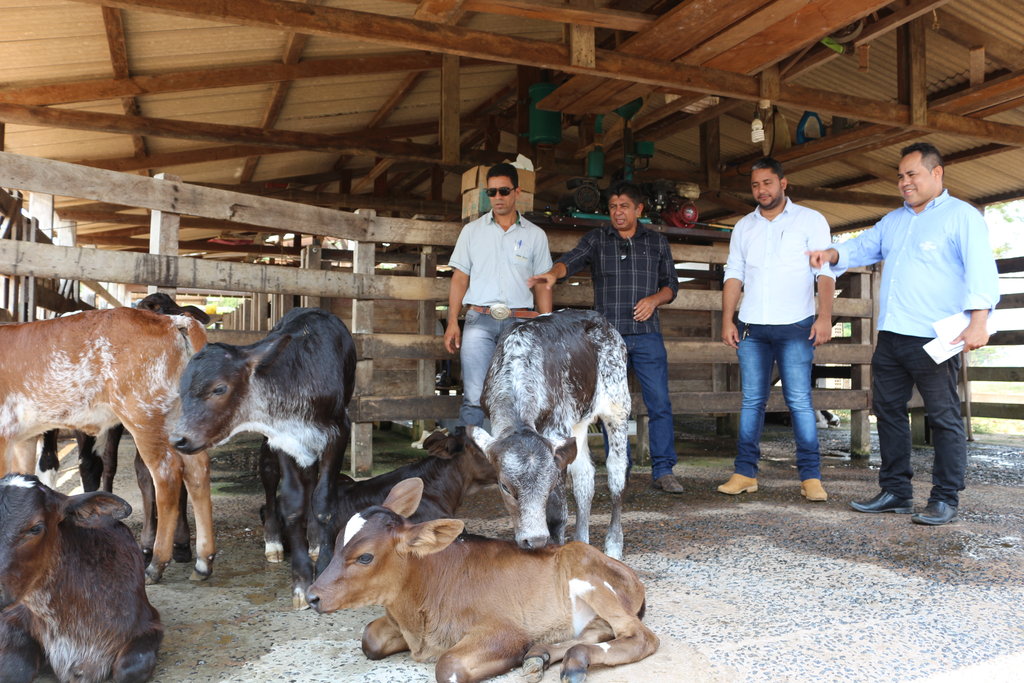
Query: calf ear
466 426 496 461
554 438 578 470
247 334 293 373
383 478 424 517
61 491 133 528
422 431 456 459
402 519 465 557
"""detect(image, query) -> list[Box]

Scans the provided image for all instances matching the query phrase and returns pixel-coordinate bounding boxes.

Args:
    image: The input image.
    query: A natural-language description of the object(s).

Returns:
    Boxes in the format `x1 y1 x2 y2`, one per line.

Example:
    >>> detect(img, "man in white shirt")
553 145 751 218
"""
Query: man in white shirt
718 157 835 501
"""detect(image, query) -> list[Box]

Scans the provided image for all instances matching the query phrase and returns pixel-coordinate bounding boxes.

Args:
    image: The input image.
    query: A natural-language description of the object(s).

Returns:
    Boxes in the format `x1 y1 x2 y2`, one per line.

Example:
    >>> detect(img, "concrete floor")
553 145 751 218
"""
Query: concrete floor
42 420 1024 682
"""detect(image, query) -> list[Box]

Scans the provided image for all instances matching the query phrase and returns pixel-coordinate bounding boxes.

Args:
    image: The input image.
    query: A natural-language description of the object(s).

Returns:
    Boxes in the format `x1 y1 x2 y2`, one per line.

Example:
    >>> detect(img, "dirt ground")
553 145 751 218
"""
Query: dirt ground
42 419 1024 683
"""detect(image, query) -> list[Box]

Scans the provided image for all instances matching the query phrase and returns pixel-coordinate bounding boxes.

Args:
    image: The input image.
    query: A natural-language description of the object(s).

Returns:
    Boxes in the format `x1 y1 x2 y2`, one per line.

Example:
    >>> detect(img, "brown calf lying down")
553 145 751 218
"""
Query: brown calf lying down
0 474 162 683
306 478 659 683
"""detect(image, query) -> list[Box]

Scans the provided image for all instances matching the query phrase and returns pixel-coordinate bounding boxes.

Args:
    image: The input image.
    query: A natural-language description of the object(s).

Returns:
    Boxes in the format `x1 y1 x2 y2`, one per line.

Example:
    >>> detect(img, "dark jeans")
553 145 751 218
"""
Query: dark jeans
872 331 966 506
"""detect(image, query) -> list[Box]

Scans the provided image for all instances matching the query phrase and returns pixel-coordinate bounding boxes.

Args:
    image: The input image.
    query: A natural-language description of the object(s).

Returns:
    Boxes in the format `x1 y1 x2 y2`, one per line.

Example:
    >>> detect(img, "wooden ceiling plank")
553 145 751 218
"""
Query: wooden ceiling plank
415 0 467 23
705 0 895 75
101 6 149 169
538 0 765 113
0 53 474 107
933 9 1024 70
780 0 955 82
464 0 652 32
238 27 313 184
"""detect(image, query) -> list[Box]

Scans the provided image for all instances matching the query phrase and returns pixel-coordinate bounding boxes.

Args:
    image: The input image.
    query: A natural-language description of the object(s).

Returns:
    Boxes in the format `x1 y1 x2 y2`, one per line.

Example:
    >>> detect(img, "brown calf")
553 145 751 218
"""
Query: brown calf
0 308 215 584
0 474 163 683
306 478 658 683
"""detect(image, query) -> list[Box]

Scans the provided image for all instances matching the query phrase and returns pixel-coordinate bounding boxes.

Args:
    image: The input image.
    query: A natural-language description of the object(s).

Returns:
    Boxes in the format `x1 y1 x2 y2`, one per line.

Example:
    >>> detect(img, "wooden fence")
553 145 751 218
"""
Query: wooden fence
1 152 1018 474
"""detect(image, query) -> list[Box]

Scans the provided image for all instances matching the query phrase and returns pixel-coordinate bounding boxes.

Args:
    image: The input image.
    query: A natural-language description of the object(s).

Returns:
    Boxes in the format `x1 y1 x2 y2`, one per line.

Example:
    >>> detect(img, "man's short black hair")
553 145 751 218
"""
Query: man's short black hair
750 157 785 179
607 180 644 207
487 162 519 188
901 142 943 170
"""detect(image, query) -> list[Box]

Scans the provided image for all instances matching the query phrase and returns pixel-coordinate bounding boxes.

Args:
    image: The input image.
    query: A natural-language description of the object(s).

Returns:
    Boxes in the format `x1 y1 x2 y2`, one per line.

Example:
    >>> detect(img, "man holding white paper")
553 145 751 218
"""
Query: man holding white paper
807 142 999 526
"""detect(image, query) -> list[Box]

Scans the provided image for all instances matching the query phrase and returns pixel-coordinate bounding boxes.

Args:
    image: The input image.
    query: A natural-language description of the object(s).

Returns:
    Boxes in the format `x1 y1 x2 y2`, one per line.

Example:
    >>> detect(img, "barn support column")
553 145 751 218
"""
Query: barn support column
300 240 322 309
848 269 873 457
351 209 376 478
148 173 180 302
415 245 438 441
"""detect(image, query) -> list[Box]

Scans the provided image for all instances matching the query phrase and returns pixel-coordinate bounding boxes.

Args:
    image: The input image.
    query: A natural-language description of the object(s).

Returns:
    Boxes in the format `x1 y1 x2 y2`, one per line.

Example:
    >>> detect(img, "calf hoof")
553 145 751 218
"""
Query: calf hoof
560 671 587 683
522 655 548 683
172 543 193 564
144 562 166 585
190 555 215 582
292 587 310 611
265 542 284 563
308 545 320 563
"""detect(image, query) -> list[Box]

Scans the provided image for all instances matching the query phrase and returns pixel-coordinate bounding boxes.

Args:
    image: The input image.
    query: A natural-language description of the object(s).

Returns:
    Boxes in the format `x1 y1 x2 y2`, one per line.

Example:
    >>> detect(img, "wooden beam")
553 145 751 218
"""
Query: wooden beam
0 102 457 165
440 54 461 165
66 0 1024 148
780 0 955 82
0 53 477 107
933 9 1024 70
464 0 652 31
101 6 149 168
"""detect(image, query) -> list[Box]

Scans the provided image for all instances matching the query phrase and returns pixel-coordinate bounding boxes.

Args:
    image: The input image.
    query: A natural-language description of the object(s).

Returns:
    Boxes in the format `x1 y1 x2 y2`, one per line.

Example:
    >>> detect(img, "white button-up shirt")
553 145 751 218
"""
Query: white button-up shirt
724 197 835 325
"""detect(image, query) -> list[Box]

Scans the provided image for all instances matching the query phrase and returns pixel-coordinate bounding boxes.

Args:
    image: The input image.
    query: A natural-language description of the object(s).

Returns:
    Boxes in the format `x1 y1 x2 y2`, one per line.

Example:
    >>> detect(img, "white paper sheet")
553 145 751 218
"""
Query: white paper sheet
923 311 1000 364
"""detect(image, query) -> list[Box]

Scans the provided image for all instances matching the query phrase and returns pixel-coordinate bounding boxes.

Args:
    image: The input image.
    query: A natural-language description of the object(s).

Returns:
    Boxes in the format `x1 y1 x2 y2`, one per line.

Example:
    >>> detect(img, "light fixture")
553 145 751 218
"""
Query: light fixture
751 112 765 143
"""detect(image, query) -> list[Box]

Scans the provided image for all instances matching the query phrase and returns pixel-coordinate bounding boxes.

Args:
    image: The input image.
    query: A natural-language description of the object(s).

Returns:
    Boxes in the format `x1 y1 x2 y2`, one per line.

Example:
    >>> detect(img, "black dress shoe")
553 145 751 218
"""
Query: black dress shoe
911 501 958 526
850 490 913 514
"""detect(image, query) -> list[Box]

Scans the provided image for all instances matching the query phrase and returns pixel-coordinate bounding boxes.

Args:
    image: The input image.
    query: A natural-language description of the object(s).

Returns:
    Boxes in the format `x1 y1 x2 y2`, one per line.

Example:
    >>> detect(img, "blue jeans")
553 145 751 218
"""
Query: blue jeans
458 309 521 427
624 332 678 481
735 316 821 480
872 331 965 506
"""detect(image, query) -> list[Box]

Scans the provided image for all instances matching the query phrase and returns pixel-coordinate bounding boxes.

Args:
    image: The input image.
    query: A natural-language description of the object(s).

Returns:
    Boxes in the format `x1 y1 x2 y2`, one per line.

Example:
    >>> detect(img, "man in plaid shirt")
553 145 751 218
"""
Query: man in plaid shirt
530 181 683 493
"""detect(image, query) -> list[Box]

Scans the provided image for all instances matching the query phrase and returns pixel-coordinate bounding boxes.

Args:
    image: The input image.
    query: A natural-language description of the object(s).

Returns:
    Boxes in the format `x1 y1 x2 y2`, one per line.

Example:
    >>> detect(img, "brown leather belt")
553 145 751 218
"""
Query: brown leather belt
469 304 539 320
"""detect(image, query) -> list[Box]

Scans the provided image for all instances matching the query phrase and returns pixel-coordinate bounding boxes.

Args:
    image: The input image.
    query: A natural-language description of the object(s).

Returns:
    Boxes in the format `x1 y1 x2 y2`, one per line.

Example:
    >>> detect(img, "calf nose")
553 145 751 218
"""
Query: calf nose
518 535 550 551
170 435 193 453
306 592 321 613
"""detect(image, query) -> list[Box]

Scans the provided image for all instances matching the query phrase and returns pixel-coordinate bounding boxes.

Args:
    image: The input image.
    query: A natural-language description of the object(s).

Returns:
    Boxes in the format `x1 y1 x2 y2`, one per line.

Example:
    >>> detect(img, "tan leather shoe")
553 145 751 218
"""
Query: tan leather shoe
717 474 758 495
801 478 828 502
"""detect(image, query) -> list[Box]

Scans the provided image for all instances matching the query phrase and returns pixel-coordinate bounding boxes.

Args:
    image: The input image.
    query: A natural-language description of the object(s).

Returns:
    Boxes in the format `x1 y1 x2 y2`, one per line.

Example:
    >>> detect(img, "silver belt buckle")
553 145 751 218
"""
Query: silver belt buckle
489 304 511 320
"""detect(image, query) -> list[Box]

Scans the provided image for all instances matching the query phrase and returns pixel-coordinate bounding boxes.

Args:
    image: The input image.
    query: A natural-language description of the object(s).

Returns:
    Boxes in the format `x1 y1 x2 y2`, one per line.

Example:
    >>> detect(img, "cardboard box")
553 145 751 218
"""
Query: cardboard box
460 165 536 194
461 188 534 220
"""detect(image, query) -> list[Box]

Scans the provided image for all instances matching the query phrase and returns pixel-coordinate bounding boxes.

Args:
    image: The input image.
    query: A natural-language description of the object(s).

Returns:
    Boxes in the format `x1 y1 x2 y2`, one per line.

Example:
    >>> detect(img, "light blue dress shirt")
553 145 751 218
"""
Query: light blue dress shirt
834 190 999 337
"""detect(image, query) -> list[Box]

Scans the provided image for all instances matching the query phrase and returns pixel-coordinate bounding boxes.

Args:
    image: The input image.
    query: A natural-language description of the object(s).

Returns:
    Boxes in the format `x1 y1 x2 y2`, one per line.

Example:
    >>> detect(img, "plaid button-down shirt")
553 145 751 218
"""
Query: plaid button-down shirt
557 223 678 336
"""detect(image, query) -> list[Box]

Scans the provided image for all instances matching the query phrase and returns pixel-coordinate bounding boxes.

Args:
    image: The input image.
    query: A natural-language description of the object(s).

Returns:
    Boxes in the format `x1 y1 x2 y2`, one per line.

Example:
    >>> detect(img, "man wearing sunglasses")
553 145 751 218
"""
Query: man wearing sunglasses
529 181 683 494
446 163 553 429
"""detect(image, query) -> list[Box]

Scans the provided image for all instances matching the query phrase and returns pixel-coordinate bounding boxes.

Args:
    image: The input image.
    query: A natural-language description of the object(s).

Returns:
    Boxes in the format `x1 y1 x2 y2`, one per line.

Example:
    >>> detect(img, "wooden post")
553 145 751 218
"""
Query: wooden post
700 118 721 191
440 55 460 166
148 173 180 300
848 270 873 457
300 241 322 309
416 246 439 440
351 209 376 477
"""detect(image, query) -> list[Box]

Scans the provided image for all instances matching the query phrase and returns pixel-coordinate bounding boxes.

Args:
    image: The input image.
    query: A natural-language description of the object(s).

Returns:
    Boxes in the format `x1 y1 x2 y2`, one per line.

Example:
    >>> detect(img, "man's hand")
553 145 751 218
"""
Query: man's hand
443 321 461 354
806 248 839 269
809 317 833 347
722 319 740 349
633 295 660 322
527 272 556 290
954 320 990 352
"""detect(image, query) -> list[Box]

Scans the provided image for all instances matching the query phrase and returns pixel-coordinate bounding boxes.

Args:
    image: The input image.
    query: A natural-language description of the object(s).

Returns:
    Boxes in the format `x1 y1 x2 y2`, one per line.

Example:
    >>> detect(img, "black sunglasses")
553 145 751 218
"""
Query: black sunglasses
485 187 515 197
619 240 631 260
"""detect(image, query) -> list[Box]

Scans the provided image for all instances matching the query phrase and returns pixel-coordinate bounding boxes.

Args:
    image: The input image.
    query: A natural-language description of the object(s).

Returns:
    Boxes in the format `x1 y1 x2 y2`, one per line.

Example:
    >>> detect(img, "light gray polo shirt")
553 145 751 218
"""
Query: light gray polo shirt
449 211 553 309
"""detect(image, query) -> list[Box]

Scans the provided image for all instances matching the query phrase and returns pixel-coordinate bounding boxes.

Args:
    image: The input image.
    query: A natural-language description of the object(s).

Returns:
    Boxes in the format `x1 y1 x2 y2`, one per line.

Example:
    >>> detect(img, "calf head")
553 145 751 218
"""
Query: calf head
0 475 131 610
467 426 576 551
423 430 498 494
170 335 292 453
306 478 464 614
136 292 212 325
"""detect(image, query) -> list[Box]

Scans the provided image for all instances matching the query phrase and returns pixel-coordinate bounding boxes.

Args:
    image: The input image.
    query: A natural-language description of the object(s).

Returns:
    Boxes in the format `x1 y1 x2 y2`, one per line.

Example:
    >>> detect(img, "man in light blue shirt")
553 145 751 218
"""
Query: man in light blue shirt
808 142 999 526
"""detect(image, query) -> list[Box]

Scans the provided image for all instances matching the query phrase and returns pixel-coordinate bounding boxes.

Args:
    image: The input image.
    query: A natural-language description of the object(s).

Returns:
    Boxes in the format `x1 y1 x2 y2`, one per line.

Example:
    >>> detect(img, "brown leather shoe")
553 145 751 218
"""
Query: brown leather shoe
652 474 685 494
800 478 828 502
717 474 758 495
